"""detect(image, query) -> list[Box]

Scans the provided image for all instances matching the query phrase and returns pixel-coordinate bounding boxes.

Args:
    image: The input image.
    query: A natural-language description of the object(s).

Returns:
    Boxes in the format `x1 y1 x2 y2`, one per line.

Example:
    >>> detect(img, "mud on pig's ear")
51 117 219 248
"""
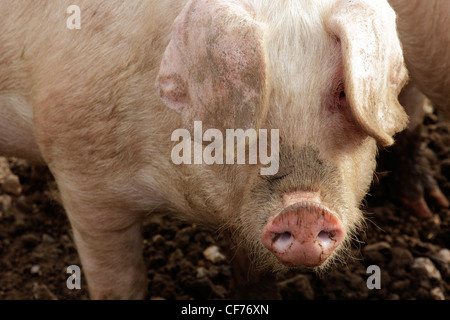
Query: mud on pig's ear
156 0 270 133
326 0 409 147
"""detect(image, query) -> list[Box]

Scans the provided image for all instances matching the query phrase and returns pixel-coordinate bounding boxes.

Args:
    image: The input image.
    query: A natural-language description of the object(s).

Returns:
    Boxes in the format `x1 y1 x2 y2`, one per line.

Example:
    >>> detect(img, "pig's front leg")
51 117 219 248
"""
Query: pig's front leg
57 180 148 299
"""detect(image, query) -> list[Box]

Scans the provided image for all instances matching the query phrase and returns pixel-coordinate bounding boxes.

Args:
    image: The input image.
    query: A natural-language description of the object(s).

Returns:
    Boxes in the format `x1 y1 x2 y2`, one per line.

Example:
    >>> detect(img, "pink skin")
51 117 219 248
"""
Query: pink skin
261 192 345 267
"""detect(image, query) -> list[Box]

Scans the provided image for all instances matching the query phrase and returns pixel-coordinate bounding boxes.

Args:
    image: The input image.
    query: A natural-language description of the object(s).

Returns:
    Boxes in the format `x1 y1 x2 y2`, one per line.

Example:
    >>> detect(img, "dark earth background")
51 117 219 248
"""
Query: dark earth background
0 110 449 300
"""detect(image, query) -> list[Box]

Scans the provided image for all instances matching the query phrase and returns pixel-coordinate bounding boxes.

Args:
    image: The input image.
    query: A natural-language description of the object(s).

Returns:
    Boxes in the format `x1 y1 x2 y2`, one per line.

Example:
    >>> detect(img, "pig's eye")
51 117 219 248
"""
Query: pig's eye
338 90 347 107
337 88 347 109
338 86 346 104
327 82 347 114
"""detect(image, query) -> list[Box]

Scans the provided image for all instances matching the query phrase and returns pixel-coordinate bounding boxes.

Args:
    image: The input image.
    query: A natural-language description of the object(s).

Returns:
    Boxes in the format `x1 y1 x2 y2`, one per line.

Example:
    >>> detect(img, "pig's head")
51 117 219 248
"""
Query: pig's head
156 0 408 272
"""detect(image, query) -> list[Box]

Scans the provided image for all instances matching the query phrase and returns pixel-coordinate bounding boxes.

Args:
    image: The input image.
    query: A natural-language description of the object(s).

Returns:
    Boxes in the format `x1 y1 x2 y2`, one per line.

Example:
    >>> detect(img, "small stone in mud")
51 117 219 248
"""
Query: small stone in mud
30 265 40 275
203 245 226 264
411 257 442 281
2 174 22 196
430 287 445 300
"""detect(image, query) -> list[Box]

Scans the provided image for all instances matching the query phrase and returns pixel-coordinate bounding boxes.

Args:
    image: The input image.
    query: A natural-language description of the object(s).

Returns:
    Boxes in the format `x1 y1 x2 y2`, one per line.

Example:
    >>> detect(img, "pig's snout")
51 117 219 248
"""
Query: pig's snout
261 202 344 267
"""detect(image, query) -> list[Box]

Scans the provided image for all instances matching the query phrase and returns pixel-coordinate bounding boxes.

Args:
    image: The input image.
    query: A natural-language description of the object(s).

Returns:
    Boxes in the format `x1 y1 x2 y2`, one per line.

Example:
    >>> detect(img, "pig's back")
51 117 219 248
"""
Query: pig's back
0 0 186 163
0 1 45 161
389 0 450 112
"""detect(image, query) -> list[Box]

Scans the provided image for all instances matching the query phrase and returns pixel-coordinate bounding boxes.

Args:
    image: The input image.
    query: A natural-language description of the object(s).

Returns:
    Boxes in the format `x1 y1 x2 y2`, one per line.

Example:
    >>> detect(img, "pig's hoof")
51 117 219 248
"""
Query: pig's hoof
401 197 432 218
400 187 449 218
428 188 450 208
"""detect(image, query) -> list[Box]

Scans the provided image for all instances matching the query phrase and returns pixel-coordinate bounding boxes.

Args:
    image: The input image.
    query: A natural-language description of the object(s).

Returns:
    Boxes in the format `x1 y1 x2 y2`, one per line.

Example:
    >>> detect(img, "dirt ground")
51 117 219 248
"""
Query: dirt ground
0 111 449 300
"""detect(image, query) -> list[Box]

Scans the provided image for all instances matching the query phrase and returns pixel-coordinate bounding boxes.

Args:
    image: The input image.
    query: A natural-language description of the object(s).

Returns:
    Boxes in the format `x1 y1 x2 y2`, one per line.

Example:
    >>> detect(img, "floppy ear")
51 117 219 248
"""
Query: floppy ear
156 0 269 133
327 0 409 147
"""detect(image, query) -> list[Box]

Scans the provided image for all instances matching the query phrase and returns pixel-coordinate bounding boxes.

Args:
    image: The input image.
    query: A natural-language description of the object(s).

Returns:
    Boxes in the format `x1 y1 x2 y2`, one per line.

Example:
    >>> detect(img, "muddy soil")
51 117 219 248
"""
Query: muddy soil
0 111 449 300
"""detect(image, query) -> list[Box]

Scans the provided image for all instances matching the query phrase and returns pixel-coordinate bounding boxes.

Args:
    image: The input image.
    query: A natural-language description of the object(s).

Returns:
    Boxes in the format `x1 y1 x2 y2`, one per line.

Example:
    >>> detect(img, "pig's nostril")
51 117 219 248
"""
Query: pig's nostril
273 231 292 243
317 230 334 244
279 231 293 242
272 231 294 252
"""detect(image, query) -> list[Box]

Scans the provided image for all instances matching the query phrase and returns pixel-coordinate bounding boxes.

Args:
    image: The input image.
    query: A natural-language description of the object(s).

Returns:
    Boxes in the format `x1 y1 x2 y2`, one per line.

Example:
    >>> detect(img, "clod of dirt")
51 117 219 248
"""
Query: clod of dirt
2 174 22 196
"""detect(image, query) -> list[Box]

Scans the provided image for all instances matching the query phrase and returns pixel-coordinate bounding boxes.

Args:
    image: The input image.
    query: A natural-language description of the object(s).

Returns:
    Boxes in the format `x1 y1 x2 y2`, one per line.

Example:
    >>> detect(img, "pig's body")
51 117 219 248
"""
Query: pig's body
0 0 408 299
389 0 450 114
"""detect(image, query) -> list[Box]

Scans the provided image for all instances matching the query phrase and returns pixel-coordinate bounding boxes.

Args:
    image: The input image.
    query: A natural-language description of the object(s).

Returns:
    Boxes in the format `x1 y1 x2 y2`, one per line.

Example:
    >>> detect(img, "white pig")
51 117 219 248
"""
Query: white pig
389 0 450 115
0 0 408 299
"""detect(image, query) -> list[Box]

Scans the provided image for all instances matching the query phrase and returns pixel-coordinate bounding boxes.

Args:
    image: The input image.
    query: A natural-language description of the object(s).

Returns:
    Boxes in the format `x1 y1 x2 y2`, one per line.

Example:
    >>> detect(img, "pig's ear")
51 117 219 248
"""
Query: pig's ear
327 0 409 147
156 0 269 133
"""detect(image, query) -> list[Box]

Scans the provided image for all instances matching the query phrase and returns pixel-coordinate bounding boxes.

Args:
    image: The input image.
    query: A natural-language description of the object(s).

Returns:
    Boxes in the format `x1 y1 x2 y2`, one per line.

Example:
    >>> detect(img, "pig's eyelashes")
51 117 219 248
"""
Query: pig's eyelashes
263 173 289 183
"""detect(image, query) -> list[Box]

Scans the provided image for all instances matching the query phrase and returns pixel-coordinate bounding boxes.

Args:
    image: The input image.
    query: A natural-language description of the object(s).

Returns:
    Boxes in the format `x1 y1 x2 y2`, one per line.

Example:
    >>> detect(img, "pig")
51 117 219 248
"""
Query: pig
382 0 450 217
389 0 450 115
0 0 408 299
